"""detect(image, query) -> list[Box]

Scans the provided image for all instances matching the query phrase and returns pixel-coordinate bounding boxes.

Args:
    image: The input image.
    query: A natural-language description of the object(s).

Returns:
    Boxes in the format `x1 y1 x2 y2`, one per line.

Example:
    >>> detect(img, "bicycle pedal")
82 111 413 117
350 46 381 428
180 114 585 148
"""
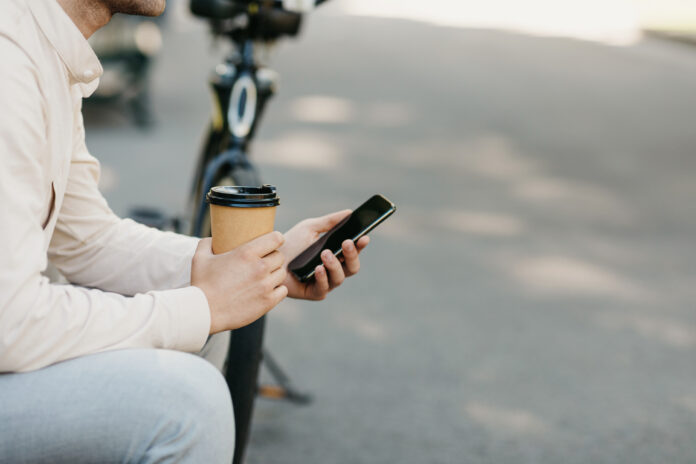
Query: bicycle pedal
258 384 313 405
127 207 185 232
127 206 169 230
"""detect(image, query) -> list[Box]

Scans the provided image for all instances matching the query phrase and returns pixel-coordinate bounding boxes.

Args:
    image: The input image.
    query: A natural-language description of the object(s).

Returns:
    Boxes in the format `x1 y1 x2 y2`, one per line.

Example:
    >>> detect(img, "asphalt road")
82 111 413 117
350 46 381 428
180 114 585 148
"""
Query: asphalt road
85 4 696 463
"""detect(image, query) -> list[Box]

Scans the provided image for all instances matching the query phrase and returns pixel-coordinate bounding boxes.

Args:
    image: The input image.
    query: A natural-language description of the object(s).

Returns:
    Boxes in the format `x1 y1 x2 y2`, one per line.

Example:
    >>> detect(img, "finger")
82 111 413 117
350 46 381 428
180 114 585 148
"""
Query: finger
262 250 285 272
243 231 285 257
341 240 360 276
268 266 288 288
270 285 288 307
311 265 330 299
355 236 370 251
307 209 352 233
321 249 345 288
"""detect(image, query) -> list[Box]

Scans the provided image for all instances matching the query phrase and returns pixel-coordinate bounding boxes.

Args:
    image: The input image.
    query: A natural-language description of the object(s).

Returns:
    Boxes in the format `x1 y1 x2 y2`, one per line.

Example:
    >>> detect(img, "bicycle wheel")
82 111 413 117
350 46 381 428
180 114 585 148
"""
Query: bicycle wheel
200 169 266 464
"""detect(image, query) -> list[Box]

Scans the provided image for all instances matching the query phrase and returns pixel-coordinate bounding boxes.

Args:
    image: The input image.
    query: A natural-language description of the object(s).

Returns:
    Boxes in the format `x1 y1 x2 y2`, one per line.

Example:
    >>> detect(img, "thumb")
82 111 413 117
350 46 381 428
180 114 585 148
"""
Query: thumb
310 209 352 233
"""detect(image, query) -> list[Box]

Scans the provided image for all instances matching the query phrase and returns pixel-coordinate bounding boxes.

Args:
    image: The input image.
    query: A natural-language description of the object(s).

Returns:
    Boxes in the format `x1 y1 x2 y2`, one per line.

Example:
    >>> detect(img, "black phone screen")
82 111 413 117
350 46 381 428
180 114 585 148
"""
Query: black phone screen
288 194 395 281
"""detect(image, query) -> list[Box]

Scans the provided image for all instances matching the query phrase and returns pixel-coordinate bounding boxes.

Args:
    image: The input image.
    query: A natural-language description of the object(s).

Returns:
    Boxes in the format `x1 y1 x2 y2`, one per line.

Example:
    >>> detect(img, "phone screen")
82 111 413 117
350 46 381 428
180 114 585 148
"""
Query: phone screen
288 194 396 281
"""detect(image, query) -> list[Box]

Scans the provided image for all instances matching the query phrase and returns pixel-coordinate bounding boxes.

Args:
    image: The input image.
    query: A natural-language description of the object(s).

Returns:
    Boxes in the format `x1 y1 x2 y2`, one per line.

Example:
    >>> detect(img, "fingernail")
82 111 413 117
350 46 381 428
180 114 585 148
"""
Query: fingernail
322 250 331 259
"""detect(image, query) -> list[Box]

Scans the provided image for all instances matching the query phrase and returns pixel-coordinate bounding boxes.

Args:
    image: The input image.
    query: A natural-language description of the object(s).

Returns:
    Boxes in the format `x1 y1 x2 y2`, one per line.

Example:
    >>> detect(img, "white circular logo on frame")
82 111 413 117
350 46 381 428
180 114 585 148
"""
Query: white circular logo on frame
228 74 257 139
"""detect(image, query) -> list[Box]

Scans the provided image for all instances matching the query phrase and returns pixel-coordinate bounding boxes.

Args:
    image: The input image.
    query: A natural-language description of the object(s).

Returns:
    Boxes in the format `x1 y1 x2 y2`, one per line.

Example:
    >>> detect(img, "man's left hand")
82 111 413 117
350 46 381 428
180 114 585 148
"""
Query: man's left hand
279 210 370 300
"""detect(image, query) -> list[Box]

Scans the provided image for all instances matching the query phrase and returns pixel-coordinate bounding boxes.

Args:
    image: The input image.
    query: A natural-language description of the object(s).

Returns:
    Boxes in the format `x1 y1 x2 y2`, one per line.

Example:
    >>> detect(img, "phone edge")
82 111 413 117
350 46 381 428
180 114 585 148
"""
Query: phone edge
294 204 396 282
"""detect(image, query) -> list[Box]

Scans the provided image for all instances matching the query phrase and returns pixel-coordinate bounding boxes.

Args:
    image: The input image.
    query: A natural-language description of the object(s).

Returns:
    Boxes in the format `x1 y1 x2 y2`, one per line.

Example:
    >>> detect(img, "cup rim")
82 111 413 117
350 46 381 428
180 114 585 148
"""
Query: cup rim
206 185 280 208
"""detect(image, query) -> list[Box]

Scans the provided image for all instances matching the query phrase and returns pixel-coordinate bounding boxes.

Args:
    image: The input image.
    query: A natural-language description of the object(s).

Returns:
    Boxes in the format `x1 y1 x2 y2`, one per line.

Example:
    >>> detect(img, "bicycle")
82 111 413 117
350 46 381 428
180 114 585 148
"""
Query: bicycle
187 1 329 463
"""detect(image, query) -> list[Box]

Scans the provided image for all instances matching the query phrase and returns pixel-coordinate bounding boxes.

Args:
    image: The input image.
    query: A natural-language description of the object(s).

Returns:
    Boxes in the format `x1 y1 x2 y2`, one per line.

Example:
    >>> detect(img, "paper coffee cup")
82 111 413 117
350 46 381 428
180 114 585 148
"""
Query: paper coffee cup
206 185 280 254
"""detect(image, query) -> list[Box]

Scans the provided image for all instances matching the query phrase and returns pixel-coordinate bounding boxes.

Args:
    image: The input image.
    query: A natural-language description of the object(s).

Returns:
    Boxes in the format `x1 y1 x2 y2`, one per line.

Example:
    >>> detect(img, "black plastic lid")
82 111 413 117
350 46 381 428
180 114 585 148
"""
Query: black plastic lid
206 185 280 208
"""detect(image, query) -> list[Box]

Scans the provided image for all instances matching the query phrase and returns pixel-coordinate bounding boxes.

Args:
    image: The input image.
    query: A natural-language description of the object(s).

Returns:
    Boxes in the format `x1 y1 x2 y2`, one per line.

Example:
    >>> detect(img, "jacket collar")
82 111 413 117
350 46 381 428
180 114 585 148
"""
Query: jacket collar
27 0 103 96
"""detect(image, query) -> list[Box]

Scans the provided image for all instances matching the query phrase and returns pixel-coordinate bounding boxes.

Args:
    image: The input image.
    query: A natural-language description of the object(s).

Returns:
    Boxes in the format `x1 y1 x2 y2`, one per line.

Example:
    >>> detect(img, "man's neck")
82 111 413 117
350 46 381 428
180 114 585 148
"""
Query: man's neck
56 0 112 39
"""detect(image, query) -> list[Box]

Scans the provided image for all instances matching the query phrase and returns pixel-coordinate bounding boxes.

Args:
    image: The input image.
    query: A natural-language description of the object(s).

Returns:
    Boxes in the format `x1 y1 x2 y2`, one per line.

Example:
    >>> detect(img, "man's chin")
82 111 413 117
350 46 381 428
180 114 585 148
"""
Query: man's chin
111 0 167 17
151 0 166 17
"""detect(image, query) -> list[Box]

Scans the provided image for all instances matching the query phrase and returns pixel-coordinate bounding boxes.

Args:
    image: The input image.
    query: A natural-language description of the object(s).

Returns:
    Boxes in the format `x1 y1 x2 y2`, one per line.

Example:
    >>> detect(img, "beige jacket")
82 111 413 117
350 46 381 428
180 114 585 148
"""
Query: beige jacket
0 0 211 372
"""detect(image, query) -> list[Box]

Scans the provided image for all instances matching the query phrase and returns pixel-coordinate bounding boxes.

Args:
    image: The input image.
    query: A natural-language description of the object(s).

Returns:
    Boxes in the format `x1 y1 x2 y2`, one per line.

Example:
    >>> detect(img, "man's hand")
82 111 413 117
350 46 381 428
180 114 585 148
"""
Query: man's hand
279 210 370 301
191 232 288 334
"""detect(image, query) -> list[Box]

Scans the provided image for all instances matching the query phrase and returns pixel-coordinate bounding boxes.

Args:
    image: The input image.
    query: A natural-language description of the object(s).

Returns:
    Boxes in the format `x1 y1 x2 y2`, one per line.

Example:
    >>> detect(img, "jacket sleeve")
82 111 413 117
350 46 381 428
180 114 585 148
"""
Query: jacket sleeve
49 107 200 296
0 37 210 373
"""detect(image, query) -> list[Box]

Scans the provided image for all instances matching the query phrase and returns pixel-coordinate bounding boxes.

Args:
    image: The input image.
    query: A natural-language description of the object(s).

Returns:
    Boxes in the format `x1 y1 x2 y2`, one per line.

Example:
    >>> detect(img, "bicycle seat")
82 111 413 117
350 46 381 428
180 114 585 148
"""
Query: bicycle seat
190 0 238 19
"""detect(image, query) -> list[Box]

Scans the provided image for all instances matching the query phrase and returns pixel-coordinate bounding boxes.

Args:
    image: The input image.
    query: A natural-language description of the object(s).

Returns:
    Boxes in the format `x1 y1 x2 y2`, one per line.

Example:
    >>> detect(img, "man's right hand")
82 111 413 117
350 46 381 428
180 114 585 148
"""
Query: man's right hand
191 231 288 334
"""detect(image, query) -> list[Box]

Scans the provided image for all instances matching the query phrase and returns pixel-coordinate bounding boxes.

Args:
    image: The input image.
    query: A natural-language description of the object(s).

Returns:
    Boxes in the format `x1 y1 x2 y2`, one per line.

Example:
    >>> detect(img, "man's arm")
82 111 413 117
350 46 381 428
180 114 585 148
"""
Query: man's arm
49 108 198 295
0 37 210 373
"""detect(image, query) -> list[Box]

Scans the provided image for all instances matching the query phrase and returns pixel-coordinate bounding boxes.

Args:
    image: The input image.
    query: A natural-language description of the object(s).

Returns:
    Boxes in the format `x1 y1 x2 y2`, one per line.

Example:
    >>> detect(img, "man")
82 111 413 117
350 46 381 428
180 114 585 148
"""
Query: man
0 0 369 462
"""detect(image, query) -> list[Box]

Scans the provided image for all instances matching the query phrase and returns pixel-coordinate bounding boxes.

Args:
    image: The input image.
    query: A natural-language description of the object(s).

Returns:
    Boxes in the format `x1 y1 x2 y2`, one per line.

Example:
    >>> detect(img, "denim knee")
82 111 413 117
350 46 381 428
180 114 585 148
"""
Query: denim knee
136 350 235 463
0 349 234 464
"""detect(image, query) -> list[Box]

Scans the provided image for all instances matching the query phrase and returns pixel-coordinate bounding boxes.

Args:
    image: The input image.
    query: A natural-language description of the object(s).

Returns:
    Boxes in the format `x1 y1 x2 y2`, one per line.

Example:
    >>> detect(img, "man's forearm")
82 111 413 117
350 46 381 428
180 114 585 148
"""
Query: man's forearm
0 280 210 373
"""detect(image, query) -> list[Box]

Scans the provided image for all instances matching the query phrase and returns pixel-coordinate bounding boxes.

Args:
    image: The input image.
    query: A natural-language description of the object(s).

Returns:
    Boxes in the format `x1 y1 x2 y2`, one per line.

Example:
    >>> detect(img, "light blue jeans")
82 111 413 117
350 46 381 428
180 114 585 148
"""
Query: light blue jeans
0 333 234 464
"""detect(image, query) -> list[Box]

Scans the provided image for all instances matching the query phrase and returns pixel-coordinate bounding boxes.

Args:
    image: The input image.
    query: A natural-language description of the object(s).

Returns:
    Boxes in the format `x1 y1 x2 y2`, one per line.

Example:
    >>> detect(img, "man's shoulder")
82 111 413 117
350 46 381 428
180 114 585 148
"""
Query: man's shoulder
0 0 41 70
0 0 31 37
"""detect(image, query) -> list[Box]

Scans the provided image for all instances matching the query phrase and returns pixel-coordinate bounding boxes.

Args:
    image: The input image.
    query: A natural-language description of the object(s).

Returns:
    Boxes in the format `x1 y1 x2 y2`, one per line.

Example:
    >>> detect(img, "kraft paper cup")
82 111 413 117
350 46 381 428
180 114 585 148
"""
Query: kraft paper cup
206 185 280 254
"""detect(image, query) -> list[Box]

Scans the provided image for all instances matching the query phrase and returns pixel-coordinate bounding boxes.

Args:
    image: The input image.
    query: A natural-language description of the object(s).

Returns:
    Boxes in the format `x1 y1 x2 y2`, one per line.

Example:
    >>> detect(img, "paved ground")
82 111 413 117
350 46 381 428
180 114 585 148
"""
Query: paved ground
85 3 696 463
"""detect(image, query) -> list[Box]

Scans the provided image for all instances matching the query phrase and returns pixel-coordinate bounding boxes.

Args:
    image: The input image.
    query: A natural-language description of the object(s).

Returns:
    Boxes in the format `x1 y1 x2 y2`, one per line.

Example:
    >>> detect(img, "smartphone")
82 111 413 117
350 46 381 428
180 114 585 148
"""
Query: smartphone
288 194 396 282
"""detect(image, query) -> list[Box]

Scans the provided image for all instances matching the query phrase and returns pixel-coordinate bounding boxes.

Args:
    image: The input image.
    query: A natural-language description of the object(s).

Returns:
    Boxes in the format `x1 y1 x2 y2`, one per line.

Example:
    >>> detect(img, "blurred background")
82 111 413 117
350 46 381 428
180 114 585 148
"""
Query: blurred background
85 0 696 462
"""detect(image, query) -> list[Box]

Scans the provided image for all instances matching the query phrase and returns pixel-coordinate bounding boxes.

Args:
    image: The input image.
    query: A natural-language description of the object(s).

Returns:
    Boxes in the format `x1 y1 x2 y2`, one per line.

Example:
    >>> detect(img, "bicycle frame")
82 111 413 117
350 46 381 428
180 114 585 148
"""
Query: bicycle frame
187 3 323 462
188 35 285 464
